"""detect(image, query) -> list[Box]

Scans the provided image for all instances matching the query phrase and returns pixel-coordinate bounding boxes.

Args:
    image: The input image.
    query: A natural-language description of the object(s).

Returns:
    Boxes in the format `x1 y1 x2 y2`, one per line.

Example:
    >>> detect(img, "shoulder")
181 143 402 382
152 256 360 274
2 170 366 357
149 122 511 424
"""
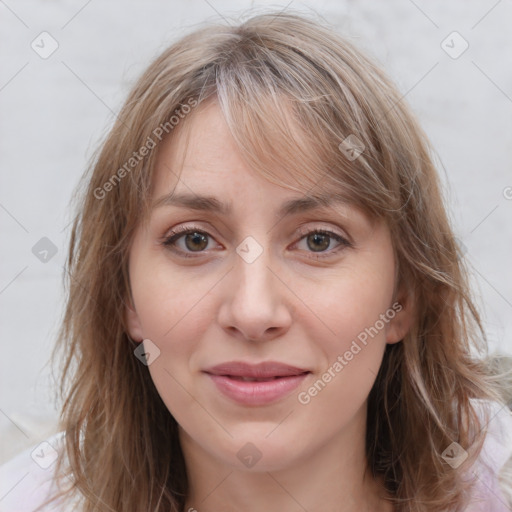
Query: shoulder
0 431 78 512
465 399 512 511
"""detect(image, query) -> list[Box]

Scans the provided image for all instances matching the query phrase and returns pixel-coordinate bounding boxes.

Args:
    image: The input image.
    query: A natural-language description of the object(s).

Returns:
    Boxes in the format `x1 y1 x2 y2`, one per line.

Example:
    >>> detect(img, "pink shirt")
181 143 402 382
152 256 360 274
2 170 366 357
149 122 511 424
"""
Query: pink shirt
463 401 512 511
1 400 511 511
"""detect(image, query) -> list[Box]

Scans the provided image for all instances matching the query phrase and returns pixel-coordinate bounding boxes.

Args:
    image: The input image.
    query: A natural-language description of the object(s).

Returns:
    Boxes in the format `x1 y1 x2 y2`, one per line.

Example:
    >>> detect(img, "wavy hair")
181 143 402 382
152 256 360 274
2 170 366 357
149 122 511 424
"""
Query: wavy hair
42 10 509 512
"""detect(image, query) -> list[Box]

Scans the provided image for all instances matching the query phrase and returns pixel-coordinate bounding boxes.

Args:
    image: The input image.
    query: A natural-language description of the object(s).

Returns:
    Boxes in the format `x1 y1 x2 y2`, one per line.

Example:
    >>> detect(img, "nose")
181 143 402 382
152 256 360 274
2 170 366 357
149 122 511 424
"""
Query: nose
217 245 293 343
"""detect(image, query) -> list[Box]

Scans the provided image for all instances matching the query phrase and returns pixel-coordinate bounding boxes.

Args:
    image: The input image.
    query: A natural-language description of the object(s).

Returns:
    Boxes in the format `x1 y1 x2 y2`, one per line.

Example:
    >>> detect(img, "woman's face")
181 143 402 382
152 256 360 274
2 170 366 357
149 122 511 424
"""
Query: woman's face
126 100 412 472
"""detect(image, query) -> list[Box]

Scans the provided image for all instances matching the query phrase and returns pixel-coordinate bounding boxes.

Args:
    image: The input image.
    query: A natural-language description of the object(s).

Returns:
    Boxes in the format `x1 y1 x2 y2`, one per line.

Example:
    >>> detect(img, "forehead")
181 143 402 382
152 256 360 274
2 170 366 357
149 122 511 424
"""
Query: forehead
153 101 257 187
154 104 319 206
153 96 336 193
149 99 378 230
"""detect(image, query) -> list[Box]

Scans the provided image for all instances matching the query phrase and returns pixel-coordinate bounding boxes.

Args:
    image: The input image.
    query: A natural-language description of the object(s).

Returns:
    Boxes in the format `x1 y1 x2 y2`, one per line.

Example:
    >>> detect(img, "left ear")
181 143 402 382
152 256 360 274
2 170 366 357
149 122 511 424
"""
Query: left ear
385 284 415 344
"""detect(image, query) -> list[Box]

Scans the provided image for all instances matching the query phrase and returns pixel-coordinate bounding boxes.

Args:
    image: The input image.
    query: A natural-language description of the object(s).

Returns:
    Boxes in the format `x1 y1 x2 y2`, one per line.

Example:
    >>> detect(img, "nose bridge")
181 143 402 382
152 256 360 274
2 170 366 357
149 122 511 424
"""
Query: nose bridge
218 235 292 341
233 237 276 312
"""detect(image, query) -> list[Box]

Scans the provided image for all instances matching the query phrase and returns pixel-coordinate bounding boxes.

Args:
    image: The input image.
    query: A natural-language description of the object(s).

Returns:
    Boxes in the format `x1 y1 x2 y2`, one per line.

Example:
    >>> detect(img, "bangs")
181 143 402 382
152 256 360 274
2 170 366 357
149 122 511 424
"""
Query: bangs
132 17 416 226
210 41 398 224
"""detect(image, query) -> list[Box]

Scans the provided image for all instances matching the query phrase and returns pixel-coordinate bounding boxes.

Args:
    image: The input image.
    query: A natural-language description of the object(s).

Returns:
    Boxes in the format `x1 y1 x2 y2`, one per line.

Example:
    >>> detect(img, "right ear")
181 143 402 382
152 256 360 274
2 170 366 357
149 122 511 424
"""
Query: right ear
125 299 144 342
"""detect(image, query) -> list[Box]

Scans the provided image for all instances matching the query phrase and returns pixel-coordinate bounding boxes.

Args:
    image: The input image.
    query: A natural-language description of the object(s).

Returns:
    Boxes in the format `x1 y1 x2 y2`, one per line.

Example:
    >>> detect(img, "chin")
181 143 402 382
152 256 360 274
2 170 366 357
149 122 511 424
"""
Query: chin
221 434 305 473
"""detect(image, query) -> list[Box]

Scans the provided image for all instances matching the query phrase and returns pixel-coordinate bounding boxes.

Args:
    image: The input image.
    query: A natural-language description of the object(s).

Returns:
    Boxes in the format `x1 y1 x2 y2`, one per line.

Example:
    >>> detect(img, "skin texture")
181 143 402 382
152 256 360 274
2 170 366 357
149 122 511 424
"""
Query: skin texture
126 101 413 512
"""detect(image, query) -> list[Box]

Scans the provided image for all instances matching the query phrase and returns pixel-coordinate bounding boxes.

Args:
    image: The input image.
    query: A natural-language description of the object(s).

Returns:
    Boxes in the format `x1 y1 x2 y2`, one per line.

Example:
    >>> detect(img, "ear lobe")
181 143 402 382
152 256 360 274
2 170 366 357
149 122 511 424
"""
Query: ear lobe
125 300 144 342
386 287 415 345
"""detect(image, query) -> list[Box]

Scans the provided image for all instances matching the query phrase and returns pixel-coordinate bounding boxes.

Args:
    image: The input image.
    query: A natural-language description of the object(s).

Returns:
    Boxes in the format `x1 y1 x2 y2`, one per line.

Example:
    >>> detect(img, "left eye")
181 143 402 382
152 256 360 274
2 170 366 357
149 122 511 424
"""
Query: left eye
162 227 350 258
294 230 349 255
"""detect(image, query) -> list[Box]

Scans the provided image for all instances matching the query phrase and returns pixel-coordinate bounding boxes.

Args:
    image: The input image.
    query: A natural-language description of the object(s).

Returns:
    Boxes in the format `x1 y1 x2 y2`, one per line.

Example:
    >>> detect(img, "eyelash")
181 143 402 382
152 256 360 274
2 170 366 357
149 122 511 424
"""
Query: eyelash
161 224 351 260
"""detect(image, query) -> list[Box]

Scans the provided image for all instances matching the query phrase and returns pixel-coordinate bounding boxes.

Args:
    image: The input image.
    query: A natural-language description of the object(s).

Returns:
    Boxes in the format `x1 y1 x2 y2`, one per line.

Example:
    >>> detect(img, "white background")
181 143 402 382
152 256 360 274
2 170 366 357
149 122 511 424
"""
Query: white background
1 0 511 464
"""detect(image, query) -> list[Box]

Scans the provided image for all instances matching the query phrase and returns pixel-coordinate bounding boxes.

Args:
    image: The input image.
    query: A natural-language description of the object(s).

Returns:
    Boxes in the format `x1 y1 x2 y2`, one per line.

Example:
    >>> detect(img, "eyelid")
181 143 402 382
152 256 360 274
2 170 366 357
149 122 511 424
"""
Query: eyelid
293 223 351 245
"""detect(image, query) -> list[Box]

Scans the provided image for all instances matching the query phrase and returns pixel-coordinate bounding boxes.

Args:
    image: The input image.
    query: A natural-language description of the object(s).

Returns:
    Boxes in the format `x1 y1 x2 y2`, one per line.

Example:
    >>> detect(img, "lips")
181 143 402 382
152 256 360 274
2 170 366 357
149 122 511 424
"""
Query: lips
203 361 311 405
204 361 310 379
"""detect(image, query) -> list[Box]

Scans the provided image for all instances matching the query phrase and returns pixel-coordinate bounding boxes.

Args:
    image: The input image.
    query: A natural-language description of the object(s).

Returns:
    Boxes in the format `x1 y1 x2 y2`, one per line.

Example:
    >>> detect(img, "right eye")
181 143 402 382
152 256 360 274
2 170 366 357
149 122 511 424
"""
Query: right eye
162 225 222 258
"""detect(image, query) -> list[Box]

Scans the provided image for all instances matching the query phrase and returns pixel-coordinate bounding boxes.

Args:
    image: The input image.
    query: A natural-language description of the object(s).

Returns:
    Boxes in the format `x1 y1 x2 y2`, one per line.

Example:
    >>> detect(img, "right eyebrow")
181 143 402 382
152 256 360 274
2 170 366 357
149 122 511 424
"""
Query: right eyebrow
152 192 230 214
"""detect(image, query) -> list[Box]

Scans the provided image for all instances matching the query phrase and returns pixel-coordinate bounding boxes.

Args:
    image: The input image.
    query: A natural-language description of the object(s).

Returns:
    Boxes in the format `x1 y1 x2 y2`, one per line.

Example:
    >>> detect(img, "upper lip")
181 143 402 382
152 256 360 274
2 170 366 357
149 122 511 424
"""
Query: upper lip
204 361 310 378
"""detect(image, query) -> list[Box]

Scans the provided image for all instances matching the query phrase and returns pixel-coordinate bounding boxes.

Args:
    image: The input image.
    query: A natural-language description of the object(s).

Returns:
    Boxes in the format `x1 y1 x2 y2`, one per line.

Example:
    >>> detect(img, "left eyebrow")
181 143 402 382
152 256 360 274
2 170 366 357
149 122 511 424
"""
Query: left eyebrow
151 191 347 218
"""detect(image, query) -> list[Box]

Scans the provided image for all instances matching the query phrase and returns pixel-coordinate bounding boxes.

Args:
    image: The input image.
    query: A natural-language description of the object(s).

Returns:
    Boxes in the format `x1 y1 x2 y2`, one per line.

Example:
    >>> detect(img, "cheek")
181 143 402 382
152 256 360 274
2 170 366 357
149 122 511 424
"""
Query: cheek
130 251 217 343
298 266 395 353
292 269 394 413
294 280 392 432
129 255 221 412
292 259 395 425
132 272 216 426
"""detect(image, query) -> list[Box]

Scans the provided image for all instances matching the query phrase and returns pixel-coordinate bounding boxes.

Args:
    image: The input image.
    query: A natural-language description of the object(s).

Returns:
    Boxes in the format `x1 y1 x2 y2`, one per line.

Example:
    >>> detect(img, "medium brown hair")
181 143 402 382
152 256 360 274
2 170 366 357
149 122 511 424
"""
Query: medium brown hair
44 10 507 512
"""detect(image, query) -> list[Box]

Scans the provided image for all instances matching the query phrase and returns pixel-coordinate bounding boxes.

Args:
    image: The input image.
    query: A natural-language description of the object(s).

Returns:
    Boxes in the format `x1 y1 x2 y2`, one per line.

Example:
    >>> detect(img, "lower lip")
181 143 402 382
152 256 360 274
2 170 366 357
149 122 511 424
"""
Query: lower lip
206 373 309 406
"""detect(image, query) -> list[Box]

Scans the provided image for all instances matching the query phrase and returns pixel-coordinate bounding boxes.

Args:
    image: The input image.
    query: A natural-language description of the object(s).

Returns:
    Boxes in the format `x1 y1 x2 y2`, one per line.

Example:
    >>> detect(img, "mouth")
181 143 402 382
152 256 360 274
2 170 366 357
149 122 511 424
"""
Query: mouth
225 375 305 382
203 361 311 405
204 361 310 378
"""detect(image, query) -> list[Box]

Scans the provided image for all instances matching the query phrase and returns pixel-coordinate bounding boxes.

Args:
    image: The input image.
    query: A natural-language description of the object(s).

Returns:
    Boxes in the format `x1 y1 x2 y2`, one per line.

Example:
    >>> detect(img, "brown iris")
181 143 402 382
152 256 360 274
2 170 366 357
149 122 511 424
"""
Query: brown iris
184 232 209 251
307 232 331 252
